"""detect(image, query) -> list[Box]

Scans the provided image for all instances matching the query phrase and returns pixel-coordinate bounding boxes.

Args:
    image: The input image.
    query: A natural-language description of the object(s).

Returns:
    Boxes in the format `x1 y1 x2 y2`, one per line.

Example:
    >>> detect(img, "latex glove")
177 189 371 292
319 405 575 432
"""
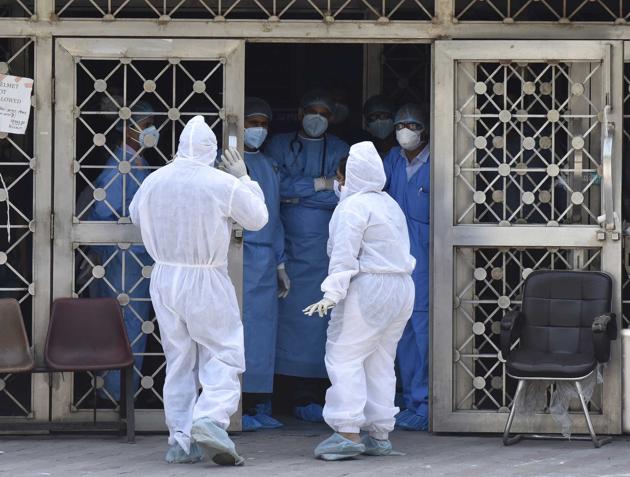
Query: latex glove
277 266 291 299
314 177 334 192
220 148 247 178
303 298 335 318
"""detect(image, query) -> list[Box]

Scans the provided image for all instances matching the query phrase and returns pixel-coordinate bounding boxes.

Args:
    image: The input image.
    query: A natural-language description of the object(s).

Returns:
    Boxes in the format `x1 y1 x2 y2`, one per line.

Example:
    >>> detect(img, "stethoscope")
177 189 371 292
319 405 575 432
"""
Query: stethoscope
289 130 328 177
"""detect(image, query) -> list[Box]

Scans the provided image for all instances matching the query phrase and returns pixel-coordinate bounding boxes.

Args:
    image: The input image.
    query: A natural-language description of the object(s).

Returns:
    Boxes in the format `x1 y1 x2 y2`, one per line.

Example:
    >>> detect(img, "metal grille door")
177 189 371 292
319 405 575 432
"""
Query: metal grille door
52 38 244 429
432 40 623 434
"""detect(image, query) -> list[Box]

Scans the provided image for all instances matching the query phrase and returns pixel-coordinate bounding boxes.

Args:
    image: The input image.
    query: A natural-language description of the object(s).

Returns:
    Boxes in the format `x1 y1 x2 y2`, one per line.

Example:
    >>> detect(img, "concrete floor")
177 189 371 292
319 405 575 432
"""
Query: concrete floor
2 418 630 477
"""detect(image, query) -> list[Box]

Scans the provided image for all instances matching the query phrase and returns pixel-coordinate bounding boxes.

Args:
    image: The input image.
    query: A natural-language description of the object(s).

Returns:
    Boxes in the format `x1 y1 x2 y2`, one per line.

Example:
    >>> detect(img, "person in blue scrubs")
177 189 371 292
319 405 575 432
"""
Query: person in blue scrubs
87 100 157 401
382 103 430 431
265 90 349 422
352 95 397 158
241 97 290 431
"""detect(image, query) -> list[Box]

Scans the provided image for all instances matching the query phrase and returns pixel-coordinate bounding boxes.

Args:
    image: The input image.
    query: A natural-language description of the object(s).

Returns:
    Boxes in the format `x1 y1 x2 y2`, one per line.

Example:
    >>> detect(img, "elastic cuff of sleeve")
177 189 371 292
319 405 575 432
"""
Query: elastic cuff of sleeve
323 292 339 305
238 174 251 182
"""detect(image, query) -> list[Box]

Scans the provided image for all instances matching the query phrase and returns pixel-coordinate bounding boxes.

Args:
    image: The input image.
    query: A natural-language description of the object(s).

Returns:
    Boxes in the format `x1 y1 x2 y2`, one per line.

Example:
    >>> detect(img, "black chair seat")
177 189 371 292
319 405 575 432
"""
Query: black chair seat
507 349 596 379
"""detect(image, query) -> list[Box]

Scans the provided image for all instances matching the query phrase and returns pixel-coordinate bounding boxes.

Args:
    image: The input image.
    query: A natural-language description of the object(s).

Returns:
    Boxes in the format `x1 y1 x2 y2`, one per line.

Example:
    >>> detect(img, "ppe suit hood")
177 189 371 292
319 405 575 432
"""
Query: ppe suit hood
344 141 386 198
176 115 217 166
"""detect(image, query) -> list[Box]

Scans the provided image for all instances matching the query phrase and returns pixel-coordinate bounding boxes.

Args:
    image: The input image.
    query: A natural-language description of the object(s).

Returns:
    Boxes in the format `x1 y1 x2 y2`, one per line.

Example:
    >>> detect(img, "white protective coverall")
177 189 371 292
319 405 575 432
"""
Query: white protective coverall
129 115 268 453
321 141 416 439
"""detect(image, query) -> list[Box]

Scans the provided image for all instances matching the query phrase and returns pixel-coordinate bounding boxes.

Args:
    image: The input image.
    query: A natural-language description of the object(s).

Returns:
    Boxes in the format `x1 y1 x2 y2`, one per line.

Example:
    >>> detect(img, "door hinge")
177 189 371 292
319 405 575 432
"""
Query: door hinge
50 211 54 240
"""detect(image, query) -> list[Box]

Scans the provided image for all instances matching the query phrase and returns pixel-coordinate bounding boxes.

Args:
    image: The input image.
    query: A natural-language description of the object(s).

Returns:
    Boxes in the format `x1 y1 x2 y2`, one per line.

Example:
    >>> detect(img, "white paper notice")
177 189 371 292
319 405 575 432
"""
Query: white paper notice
0 74 33 135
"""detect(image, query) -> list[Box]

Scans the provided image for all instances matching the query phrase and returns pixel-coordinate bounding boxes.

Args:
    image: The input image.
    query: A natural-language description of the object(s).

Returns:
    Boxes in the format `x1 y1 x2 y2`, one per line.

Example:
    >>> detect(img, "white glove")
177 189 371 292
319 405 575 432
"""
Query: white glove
277 266 291 299
314 177 334 192
220 148 247 178
303 297 335 318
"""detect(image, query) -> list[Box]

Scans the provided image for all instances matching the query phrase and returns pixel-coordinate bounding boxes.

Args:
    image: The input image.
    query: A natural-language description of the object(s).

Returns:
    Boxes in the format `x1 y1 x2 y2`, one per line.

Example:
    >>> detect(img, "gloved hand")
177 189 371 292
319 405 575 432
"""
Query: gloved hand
303 297 335 318
219 148 247 178
277 266 291 299
314 177 334 192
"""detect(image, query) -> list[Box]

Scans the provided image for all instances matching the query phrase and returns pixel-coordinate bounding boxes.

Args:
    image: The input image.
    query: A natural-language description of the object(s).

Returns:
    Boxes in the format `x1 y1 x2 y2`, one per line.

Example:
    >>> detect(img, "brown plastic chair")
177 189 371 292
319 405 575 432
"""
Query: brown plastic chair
44 297 135 442
0 298 34 373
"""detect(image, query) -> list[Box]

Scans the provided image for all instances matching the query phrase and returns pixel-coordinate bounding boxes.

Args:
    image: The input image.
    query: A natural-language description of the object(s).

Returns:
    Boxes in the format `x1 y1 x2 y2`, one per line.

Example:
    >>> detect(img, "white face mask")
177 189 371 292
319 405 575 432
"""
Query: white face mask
333 179 343 199
396 128 423 151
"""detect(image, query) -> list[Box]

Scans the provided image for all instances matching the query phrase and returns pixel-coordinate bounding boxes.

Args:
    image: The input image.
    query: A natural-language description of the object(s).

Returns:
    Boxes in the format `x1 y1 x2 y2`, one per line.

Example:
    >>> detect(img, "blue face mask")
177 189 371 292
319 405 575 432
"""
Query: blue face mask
367 118 394 140
302 114 328 138
133 125 160 148
244 126 268 150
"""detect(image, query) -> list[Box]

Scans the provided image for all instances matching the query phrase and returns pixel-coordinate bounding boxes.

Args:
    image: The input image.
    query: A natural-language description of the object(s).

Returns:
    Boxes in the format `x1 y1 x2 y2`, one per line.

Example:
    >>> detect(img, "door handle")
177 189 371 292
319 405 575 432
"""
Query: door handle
597 105 619 237
227 114 239 150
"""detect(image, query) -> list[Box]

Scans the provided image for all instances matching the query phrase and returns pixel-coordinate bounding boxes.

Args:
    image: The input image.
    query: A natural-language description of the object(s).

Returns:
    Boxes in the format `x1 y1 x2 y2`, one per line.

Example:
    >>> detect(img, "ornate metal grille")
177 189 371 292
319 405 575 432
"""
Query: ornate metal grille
71 56 224 410
0 37 35 417
454 247 602 412
0 1 35 17
455 60 603 226
454 0 630 23
53 0 434 21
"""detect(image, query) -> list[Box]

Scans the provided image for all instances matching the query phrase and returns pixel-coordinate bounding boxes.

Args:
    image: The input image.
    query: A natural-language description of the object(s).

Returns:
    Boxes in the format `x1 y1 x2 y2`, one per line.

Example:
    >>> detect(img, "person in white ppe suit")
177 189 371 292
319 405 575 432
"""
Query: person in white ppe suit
304 141 416 461
129 115 268 466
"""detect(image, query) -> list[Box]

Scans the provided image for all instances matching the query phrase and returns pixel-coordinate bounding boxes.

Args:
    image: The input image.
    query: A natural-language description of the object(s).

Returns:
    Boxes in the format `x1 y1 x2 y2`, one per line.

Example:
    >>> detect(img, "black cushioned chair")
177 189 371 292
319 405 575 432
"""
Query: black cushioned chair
501 270 617 448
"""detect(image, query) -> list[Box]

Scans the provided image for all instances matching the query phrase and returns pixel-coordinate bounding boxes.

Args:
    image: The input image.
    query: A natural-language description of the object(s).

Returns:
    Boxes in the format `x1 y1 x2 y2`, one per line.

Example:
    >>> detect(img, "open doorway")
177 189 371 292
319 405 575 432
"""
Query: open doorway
242 41 431 426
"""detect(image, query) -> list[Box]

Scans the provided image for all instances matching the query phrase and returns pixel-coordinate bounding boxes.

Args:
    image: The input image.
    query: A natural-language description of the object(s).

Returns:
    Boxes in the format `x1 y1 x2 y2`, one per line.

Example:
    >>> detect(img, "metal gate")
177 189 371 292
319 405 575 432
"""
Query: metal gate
52 38 245 429
432 40 624 434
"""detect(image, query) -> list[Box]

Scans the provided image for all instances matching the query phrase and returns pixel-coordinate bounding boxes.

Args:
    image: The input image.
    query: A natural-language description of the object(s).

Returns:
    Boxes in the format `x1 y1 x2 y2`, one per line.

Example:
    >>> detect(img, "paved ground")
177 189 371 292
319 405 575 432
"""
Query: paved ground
2 418 630 477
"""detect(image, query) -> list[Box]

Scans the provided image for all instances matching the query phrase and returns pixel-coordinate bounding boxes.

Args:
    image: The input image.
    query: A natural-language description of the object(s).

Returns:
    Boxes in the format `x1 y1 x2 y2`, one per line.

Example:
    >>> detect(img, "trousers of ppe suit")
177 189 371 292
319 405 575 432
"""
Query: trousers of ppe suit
323 273 414 438
151 263 245 450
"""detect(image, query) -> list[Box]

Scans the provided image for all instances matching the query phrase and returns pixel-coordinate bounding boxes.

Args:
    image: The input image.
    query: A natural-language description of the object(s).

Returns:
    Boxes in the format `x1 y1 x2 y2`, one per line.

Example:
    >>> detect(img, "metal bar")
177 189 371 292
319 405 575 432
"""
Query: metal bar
502 379 524 446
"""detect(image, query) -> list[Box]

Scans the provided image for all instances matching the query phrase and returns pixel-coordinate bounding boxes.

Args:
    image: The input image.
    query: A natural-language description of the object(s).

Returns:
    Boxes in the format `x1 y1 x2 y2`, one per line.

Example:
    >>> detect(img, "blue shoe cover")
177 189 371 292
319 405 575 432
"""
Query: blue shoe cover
293 403 324 422
165 442 203 464
314 433 366 461
395 410 428 431
361 436 392 456
191 418 245 466
255 400 273 416
253 413 283 429
242 414 262 432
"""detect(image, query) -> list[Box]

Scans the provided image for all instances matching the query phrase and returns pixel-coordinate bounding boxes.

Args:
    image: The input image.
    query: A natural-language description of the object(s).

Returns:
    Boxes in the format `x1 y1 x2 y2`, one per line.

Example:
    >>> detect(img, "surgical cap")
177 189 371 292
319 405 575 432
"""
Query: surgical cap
363 95 396 118
114 99 155 132
394 103 427 127
300 90 334 113
245 97 273 120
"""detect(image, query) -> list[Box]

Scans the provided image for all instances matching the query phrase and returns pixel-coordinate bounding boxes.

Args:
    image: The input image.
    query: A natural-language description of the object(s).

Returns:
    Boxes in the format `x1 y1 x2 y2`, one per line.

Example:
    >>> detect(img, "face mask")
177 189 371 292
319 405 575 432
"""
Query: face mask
132 125 160 148
302 114 328 138
331 103 349 125
367 119 395 140
396 127 423 151
333 179 343 199
244 127 268 150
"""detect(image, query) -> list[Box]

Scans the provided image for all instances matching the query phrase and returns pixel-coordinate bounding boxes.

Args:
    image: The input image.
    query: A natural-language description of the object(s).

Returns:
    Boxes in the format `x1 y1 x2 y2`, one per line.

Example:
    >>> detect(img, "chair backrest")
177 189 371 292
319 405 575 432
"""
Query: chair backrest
44 297 134 371
0 298 34 373
520 270 612 356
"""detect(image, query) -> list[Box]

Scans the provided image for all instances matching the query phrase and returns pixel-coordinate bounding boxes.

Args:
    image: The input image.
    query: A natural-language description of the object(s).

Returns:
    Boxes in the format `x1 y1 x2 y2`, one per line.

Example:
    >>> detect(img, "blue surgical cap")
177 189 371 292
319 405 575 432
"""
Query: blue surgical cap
363 95 396 118
394 103 426 127
300 90 334 113
115 99 155 132
245 97 273 120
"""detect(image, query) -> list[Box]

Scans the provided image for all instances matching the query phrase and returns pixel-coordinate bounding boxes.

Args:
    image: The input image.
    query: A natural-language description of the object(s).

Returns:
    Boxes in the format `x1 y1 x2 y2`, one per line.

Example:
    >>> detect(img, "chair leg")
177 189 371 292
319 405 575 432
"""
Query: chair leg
119 367 126 438
124 366 135 443
503 380 525 446
575 381 611 448
92 372 97 425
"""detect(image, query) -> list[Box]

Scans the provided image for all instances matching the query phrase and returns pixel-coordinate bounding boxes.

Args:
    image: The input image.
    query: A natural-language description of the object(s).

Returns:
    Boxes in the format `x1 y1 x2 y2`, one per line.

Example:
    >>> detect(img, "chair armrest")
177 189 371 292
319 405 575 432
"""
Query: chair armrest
500 310 524 360
592 313 617 363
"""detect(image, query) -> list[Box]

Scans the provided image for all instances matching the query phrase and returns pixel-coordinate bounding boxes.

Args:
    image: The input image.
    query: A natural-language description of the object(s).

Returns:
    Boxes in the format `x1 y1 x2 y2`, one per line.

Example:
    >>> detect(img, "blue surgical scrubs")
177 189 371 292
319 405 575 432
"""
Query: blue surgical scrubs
265 132 349 378
242 150 285 393
383 144 430 420
87 144 152 401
